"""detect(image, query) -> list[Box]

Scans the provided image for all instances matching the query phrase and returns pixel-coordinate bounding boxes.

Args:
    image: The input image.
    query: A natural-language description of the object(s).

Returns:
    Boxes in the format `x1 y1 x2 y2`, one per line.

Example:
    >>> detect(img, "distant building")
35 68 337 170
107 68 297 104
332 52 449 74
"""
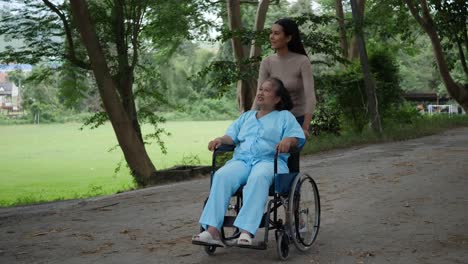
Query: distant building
0 80 20 112
403 92 465 114
0 64 30 114
403 92 449 105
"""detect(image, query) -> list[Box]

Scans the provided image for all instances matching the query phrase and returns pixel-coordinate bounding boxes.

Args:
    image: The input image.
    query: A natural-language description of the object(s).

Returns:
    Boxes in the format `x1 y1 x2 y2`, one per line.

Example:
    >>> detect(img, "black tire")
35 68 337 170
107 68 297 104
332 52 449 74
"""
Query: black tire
275 230 289 260
288 173 320 252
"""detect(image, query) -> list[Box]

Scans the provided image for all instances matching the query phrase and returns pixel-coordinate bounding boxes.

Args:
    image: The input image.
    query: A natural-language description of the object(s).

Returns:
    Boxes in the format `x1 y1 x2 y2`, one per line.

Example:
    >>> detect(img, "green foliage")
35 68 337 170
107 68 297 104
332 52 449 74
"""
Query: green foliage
365 0 419 44
179 154 202 166
431 0 467 73
295 13 347 66
58 62 98 111
382 101 423 128
302 113 468 156
0 111 93 125
81 111 109 129
329 63 368 133
0 0 65 65
196 56 261 96
310 100 341 136
368 46 404 114
317 47 403 133
160 97 238 121
397 35 442 93
196 4 345 95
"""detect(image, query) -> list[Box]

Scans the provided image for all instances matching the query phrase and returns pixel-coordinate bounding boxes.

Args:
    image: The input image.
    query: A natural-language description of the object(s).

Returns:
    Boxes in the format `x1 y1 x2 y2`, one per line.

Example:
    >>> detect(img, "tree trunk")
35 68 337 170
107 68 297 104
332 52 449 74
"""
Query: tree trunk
249 0 269 58
227 0 269 112
350 0 382 134
456 39 468 77
348 0 366 60
227 0 244 63
69 0 156 186
404 0 468 112
112 1 143 143
335 0 348 59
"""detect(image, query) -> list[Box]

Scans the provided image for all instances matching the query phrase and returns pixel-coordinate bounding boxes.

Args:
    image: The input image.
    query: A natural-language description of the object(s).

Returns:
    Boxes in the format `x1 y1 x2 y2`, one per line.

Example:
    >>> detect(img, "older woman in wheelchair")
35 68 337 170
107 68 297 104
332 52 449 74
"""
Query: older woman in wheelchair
192 78 320 259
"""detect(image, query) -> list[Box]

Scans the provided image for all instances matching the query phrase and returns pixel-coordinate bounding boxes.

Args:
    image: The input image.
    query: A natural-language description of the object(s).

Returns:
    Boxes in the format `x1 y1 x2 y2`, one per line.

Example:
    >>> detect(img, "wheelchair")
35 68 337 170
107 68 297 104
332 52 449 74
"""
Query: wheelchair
195 144 320 260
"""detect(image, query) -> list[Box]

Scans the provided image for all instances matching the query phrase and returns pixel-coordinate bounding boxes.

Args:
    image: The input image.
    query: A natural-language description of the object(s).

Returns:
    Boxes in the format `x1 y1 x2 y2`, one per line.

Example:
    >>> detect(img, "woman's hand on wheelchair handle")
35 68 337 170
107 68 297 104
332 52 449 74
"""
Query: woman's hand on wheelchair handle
208 138 223 151
276 137 298 153
208 135 235 151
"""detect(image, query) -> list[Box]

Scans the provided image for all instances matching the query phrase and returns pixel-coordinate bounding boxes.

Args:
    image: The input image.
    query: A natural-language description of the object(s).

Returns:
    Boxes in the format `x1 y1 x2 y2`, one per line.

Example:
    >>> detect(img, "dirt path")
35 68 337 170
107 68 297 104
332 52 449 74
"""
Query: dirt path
1 127 468 264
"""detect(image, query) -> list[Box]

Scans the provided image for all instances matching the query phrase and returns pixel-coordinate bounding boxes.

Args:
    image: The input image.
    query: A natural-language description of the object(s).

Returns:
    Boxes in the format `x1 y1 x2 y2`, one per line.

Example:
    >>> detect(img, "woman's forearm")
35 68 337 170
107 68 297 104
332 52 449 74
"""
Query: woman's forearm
218 135 234 145
302 113 313 131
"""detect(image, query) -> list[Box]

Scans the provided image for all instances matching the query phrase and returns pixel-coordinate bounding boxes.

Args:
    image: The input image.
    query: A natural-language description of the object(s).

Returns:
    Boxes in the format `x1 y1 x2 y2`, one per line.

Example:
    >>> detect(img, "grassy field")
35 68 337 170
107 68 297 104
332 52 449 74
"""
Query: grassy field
0 121 231 206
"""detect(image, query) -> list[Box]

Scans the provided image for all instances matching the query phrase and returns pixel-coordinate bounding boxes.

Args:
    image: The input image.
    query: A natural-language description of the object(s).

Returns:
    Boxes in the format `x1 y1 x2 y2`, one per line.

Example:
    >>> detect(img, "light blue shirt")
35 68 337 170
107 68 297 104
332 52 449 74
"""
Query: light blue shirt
225 110 306 170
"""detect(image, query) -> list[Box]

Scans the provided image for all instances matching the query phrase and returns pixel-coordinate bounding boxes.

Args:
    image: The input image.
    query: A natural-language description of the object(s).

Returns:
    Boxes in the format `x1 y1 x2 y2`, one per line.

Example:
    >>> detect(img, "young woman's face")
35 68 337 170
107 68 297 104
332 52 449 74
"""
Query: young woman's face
256 81 280 109
270 24 291 50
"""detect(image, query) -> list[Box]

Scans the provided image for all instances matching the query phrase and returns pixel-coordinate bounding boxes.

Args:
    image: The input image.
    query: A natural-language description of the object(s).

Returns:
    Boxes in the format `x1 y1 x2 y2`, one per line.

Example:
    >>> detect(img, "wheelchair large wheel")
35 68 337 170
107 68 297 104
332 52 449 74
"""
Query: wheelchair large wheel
287 173 320 252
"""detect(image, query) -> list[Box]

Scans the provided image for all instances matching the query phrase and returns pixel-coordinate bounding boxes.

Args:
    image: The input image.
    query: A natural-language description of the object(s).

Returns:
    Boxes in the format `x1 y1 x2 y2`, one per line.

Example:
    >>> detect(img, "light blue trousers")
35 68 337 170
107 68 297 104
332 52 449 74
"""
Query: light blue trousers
199 159 288 236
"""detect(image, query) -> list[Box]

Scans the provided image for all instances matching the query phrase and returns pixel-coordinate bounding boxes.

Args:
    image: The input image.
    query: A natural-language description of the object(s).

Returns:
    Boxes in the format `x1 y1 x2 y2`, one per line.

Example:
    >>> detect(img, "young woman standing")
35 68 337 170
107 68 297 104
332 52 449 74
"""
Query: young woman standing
256 18 316 171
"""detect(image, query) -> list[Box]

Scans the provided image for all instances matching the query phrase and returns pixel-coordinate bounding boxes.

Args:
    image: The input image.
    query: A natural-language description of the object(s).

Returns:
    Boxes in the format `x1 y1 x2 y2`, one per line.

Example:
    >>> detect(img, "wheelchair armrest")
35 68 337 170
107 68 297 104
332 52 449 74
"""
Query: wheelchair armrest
214 144 236 153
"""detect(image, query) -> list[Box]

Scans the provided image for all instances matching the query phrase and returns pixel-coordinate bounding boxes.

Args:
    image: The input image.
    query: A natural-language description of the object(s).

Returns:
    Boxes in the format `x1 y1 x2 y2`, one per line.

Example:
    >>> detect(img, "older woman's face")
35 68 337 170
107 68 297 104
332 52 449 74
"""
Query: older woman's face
270 24 291 50
256 81 280 109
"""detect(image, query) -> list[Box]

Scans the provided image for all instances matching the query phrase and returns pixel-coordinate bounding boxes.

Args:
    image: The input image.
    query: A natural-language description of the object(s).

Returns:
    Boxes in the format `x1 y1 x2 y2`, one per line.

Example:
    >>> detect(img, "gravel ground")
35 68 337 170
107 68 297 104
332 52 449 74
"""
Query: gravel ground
1 127 467 264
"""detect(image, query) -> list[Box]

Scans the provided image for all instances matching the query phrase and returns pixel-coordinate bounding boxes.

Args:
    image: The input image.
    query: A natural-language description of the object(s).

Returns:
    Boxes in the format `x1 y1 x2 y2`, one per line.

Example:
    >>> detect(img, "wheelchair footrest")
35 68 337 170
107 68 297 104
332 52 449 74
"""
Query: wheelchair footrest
235 241 267 250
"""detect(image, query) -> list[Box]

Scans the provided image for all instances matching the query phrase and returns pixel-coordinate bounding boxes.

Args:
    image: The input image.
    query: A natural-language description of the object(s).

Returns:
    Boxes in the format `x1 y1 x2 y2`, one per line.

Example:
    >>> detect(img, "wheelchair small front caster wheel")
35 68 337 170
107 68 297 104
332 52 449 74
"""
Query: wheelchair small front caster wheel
275 230 290 260
204 245 217 255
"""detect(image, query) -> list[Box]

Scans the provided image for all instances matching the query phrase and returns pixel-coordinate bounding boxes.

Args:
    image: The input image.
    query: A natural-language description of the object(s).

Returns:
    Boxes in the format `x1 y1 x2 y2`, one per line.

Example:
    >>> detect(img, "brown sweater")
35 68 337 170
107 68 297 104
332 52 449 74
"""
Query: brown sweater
257 52 316 117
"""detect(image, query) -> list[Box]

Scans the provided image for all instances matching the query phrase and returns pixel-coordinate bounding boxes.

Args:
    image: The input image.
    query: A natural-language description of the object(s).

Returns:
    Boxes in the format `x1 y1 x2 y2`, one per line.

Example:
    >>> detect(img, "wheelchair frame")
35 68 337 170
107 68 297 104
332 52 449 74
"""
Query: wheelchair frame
199 144 321 260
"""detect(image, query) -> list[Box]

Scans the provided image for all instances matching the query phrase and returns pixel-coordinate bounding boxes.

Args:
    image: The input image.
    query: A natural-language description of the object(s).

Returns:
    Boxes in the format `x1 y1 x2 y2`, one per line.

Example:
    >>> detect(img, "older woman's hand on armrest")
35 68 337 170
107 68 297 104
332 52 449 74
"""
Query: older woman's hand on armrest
208 135 234 151
276 137 299 153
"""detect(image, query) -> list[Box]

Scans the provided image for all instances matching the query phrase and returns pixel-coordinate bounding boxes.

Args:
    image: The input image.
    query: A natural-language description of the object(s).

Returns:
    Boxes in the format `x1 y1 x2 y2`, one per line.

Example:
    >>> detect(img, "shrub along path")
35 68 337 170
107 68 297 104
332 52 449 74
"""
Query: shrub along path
0 127 467 263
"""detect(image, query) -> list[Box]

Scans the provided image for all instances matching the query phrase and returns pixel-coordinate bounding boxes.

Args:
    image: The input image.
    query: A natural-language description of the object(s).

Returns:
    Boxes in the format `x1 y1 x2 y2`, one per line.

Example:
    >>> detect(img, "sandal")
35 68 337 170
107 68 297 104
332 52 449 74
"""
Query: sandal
192 231 224 247
237 232 253 246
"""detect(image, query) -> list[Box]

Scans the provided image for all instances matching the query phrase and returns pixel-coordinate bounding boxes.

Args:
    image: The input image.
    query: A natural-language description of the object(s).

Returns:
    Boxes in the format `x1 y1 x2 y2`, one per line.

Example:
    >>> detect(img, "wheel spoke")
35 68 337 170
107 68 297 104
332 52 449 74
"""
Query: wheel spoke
288 173 321 251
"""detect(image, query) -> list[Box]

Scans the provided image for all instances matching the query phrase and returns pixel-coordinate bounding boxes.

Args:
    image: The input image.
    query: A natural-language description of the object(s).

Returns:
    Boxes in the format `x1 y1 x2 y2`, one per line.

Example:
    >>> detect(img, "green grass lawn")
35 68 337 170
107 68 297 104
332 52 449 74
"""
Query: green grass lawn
0 121 231 206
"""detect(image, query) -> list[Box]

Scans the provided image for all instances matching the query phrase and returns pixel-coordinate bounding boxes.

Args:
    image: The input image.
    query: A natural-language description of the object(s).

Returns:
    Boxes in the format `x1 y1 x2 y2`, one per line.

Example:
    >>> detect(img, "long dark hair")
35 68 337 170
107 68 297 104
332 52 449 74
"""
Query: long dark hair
274 18 308 57
267 78 293 111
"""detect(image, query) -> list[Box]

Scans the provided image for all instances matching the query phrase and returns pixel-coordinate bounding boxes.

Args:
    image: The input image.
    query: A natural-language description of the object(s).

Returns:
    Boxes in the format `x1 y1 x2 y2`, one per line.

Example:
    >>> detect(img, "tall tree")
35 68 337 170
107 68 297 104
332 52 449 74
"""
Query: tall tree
402 0 468 111
0 0 209 185
226 0 270 112
350 0 382 133
347 0 366 59
69 0 156 185
335 0 349 59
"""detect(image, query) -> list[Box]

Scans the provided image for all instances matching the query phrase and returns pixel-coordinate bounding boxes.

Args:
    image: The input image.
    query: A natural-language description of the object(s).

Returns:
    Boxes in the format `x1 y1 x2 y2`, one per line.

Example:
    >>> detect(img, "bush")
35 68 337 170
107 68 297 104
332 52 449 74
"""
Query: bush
369 47 404 114
0 110 94 125
315 46 403 133
382 101 422 127
310 85 341 136
160 97 239 121
318 63 368 133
